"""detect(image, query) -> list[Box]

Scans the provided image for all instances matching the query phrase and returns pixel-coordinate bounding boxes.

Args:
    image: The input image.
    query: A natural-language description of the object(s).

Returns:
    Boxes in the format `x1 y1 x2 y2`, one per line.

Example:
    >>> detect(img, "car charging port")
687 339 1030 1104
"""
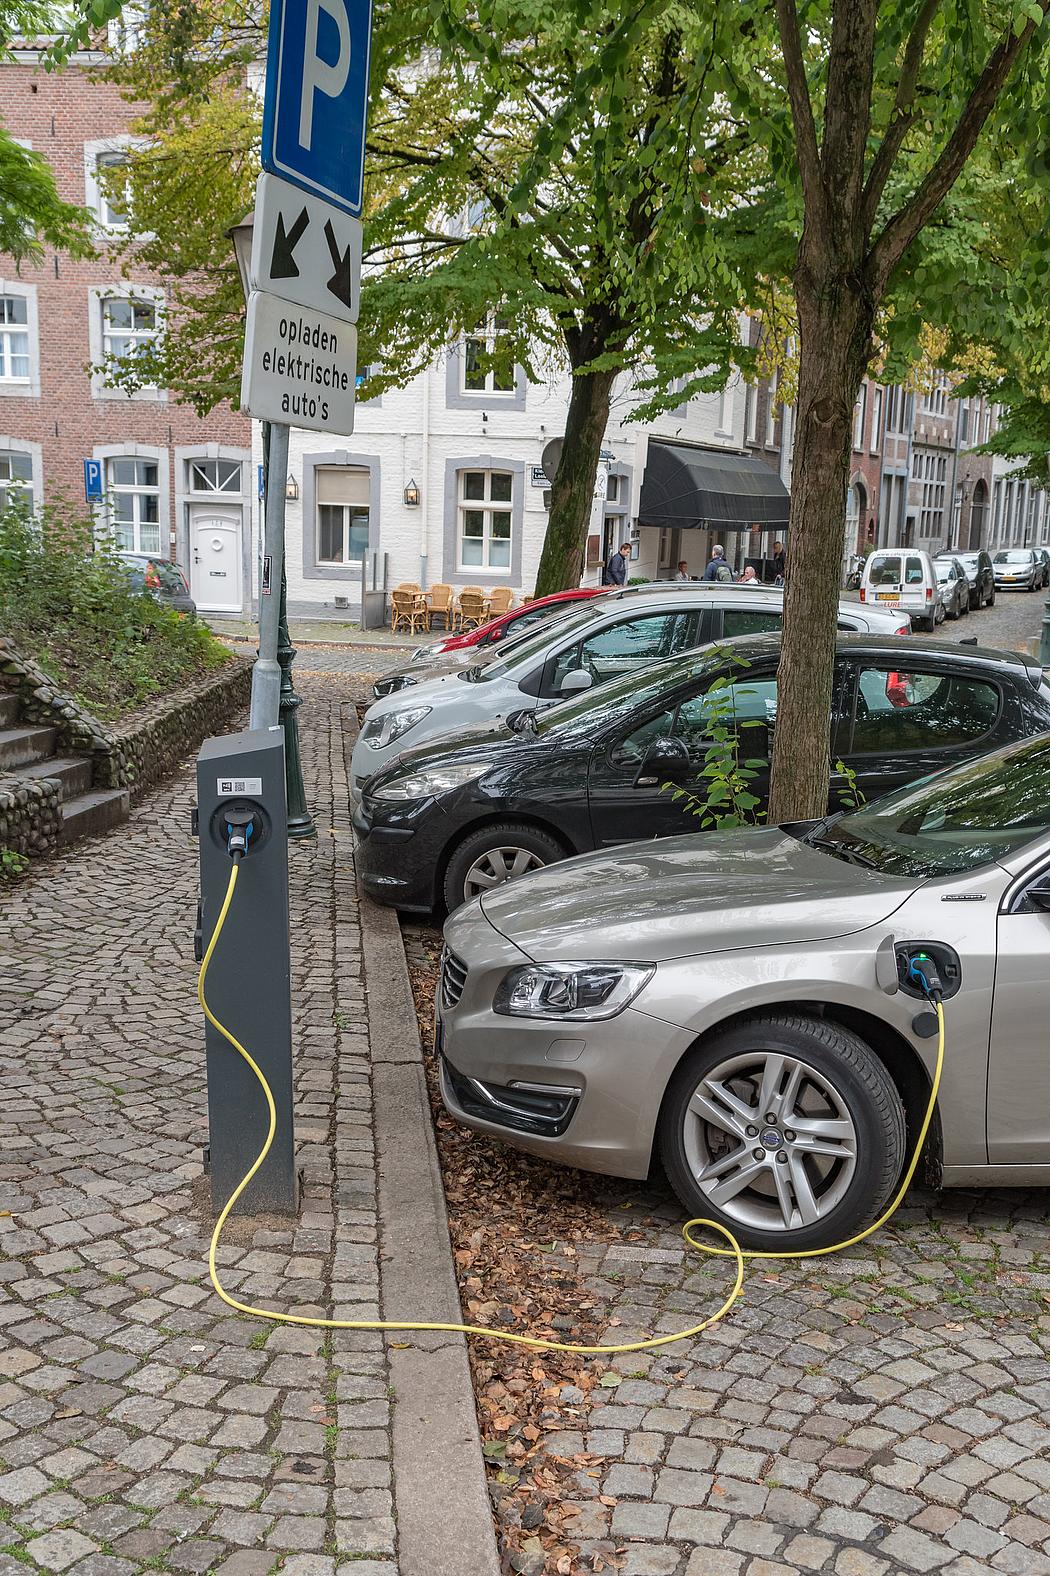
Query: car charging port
894 942 962 1000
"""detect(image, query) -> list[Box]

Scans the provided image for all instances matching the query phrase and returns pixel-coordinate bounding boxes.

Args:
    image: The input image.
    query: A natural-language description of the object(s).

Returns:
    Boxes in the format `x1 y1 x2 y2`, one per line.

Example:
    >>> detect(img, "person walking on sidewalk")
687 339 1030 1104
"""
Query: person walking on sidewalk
603 540 632 586
703 545 734 582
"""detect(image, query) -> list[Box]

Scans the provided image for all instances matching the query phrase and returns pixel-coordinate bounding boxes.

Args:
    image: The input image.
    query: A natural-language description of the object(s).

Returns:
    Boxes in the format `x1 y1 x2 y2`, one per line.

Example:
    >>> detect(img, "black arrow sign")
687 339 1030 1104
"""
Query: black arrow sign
270 206 309 279
324 218 354 310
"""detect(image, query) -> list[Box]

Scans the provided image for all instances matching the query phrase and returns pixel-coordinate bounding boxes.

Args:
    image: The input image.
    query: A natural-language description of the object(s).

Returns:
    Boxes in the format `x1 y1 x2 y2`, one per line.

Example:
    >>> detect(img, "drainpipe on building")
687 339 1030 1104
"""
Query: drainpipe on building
419 365 431 588
946 399 964 553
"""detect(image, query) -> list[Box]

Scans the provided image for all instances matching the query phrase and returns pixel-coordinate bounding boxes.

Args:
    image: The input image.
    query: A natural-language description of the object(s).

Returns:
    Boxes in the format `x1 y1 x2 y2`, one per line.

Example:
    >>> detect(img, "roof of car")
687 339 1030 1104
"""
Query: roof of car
715 630 1041 677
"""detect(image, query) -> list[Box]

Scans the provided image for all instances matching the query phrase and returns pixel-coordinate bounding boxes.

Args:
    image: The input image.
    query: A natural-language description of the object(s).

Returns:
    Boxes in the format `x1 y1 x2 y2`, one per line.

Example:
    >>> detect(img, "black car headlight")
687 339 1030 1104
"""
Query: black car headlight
373 674 417 698
493 961 655 1021
360 706 432 750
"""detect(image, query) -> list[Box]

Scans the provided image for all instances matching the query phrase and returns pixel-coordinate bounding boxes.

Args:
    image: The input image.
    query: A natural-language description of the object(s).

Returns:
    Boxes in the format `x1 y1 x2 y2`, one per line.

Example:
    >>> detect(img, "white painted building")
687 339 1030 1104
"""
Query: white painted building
241 337 790 621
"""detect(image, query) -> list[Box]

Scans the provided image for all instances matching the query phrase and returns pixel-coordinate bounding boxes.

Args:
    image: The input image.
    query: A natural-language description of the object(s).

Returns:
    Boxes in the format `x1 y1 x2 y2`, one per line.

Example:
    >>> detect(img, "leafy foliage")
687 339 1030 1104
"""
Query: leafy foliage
659 652 768 832
0 847 29 881
0 505 230 720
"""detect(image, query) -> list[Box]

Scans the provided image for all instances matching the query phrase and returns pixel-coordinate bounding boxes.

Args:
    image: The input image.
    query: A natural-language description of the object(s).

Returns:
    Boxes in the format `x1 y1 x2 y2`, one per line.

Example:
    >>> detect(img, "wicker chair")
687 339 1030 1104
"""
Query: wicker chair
427 583 454 631
454 588 488 631
486 587 516 616
390 587 429 635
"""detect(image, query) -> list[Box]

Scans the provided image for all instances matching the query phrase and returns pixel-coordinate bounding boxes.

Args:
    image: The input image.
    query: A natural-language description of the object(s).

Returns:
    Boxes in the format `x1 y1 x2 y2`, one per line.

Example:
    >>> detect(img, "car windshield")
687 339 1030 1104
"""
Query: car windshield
807 733 1050 877
472 601 625 681
994 551 1033 564
531 644 726 741
934 564 954 581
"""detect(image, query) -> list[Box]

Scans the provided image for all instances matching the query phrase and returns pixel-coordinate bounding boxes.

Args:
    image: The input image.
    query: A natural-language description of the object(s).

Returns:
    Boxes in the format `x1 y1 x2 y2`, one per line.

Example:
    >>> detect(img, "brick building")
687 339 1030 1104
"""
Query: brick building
0 40 252 613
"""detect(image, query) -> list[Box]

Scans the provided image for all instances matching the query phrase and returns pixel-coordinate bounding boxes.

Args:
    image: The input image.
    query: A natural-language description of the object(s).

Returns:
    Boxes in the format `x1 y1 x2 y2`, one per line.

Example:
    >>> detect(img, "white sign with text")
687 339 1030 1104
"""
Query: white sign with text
241 290 357 433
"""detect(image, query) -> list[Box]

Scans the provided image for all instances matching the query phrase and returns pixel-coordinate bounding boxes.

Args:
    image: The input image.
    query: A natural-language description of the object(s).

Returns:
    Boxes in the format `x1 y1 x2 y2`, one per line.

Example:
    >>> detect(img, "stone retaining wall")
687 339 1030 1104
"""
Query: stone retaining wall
0 638 252 860
0 774 61 860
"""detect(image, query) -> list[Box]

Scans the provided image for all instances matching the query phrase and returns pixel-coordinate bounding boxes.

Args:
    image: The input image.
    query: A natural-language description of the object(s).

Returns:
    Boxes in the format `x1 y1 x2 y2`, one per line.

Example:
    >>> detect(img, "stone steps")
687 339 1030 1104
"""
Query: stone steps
0 723 59 772
13 755 95 798
0 688 129 848
59 787 131 844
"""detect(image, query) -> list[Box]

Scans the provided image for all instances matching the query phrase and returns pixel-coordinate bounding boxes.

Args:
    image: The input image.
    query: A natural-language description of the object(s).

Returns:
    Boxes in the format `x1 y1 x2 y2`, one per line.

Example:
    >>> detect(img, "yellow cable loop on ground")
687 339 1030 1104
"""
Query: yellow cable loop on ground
200 860 944 1352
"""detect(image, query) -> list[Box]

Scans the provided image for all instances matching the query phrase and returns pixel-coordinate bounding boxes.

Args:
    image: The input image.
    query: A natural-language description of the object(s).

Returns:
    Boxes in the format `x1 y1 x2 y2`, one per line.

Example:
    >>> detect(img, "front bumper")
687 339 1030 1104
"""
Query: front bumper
434 911 694 1180
352 797 440 911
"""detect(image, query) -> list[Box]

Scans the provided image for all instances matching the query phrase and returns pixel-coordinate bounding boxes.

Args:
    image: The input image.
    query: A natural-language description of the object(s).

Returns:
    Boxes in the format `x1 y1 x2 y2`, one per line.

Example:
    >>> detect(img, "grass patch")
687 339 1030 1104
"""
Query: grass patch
0 502 230 721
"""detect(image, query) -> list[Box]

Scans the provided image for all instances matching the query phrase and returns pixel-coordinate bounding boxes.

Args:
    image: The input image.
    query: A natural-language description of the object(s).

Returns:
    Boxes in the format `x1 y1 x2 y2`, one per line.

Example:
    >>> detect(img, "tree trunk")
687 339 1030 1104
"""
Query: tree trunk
766 287 874 823
533 365 617 597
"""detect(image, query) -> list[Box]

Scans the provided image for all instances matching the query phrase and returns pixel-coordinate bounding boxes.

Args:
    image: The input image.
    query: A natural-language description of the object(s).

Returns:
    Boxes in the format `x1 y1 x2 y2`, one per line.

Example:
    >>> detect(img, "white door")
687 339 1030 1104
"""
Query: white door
190 511 243 612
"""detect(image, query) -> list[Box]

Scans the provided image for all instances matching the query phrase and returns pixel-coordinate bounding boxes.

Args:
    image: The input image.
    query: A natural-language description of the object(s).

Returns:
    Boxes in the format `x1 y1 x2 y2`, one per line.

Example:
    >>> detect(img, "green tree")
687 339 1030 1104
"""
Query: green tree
727 0 1050 822
94 0 758 590
0 0 94 259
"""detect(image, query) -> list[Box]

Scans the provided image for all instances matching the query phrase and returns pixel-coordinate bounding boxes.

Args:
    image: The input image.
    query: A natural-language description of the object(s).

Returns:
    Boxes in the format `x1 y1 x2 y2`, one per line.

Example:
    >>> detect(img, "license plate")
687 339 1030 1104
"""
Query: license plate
876 592 901 601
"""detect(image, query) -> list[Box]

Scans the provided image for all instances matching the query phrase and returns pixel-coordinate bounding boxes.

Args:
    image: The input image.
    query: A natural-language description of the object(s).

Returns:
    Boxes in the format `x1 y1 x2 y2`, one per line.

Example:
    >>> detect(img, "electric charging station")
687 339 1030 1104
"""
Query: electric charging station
195 727 297 1216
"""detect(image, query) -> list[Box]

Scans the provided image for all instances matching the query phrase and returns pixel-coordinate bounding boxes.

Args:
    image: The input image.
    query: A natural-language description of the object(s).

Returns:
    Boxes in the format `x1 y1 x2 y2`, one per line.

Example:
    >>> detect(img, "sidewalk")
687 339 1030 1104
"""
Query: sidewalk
0 676 496 1576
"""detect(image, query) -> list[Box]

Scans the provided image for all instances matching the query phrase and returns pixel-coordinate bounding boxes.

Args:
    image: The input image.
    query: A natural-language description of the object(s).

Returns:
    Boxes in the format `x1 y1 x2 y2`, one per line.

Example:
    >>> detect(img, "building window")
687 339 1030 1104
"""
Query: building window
606 473 620 504
107 456 160 553
852 385 867 451
0 296 30 386
764 373 778 447
102 296 157 369
95 151 130 229
921 374 948 417
0 449 33 510
462 316 515 395
190 458 241 493
744 384 758 444
869 387 882 453
459 470 512 569
316 466 369 564
919 454 947 538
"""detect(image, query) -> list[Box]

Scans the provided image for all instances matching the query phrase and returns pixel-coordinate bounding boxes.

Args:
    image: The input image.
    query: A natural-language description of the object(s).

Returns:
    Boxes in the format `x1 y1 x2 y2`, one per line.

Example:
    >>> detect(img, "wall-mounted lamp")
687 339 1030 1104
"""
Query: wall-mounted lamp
404 479 421 507
285 474 299 502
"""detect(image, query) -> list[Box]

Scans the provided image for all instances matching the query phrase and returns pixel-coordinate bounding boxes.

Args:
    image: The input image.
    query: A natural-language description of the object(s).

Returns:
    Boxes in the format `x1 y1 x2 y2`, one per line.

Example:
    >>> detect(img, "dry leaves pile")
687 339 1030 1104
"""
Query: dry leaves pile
402 922 639 1576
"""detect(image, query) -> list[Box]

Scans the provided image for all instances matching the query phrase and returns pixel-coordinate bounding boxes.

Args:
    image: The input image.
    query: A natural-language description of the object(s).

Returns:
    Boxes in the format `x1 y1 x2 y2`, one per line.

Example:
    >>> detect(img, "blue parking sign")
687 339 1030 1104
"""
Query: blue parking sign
262 0 373 219
83 459 103 500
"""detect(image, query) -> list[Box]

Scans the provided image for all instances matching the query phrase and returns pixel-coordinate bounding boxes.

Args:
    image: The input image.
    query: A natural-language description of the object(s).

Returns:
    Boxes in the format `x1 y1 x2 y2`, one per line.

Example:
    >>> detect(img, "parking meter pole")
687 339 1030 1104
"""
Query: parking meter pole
277 562 316 839
196 729 298 1217
1041 584 1050 669
250 420 289 730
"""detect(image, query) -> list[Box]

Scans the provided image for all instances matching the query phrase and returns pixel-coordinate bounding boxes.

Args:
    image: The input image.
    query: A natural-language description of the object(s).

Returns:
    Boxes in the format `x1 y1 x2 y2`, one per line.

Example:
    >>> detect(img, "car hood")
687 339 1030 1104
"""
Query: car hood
364 662 508 718
478 827 918 963
366 715 524 785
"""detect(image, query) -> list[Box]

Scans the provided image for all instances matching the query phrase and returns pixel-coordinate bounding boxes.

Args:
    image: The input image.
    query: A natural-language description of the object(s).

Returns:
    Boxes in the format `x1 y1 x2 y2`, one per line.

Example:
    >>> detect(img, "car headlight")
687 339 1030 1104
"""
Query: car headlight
493 961 655 1021
372 674 416 698
370 759 494 802
361 705 432 750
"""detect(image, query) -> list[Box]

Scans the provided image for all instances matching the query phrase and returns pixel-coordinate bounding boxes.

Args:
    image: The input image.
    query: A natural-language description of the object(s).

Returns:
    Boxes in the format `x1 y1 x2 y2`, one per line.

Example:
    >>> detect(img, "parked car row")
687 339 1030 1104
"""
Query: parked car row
351 571 1050 1252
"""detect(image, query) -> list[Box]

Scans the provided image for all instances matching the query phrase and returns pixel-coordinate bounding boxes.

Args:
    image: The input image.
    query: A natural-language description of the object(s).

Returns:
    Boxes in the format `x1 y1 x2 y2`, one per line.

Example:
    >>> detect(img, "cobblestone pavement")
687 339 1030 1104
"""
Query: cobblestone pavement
859 586 1045 654
221 644 430 681
0 678 400 1576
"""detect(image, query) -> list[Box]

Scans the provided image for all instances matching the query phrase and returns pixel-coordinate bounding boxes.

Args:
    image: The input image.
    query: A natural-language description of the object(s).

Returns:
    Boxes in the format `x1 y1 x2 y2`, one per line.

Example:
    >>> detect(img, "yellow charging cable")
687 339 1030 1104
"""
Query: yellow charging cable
199 859 944 1353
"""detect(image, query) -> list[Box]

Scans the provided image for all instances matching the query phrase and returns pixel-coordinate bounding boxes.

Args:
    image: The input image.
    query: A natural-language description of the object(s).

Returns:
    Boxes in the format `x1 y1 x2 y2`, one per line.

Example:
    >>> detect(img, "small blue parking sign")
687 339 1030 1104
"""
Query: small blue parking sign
83 459 103 500
262 0 373 219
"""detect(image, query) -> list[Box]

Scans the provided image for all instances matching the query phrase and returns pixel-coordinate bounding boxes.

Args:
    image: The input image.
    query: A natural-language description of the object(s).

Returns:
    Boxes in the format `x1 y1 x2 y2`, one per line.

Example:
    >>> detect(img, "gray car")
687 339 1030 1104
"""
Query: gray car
437 731 1050 1251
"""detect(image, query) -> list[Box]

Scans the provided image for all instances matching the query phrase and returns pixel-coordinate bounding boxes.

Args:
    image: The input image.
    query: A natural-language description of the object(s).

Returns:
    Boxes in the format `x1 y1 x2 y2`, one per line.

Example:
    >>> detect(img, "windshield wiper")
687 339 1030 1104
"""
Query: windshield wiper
806 834 880 871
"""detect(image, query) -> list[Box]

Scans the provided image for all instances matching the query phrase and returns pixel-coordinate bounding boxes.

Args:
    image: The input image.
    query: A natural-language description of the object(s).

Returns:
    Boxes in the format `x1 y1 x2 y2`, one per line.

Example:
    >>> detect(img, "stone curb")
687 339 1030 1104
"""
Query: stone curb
361 894 501 1576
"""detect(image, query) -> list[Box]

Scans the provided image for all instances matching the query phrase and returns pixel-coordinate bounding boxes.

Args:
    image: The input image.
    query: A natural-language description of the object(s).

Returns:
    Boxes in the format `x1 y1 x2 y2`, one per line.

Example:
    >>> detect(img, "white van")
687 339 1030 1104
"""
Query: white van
859 548 940 631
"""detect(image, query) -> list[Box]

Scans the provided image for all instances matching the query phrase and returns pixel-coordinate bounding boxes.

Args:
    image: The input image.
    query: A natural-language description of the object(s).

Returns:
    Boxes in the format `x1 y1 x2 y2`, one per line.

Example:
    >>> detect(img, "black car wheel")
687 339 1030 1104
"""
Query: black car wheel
443 822 566 913
986 586 995 607
659 1014 906 1253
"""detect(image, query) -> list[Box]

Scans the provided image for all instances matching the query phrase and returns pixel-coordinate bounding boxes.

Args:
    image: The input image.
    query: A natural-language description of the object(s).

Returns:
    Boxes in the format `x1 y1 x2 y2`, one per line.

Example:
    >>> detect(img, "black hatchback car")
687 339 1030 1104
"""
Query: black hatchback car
353 634 1050 912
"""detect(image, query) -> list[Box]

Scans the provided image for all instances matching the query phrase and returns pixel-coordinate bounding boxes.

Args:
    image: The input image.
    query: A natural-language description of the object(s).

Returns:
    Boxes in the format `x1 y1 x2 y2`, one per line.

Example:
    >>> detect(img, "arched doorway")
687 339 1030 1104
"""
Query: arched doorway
969 479 988 548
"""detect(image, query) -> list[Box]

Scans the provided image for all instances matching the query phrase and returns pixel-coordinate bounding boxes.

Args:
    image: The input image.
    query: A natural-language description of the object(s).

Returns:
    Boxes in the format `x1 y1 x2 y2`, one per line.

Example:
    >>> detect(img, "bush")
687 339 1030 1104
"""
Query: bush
0 501 230 720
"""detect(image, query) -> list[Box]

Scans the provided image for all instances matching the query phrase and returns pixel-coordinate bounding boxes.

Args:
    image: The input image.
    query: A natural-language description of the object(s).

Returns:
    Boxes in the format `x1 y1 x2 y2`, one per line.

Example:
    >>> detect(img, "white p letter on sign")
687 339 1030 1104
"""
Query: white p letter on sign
299 0 351 150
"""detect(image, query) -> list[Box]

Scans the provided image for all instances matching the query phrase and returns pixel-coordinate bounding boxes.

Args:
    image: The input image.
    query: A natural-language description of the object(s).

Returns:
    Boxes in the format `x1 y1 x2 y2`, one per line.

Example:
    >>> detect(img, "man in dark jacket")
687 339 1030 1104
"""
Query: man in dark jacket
703 545 733 581
603 540 632 586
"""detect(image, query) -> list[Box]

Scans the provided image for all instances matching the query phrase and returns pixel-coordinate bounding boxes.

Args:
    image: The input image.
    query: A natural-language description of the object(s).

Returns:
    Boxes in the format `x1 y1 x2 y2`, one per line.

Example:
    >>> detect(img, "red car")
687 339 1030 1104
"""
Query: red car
421 586 610 656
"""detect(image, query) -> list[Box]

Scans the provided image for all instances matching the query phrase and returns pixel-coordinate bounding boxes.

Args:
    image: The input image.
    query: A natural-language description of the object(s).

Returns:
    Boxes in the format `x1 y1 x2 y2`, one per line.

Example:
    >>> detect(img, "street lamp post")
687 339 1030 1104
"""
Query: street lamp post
229 212 315 838
1042 458 1050 670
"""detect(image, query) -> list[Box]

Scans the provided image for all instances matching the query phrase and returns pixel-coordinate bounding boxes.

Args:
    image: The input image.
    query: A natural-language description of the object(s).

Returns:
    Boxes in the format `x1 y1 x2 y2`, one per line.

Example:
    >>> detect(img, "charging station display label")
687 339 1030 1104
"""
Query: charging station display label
218 776 264 796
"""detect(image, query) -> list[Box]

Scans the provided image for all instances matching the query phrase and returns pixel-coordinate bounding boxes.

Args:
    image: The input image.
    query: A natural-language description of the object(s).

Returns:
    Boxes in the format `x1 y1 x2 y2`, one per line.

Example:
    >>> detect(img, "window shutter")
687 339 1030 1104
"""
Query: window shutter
316 466 369 506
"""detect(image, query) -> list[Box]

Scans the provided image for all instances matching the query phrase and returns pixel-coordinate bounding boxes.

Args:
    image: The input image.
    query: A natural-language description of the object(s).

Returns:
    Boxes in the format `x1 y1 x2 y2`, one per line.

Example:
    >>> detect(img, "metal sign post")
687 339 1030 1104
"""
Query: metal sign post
250 420 289 729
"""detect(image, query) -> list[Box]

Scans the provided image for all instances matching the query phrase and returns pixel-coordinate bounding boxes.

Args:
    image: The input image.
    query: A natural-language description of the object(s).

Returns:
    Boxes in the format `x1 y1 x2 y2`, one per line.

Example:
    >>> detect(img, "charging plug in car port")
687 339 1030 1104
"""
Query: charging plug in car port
895 942 962 1000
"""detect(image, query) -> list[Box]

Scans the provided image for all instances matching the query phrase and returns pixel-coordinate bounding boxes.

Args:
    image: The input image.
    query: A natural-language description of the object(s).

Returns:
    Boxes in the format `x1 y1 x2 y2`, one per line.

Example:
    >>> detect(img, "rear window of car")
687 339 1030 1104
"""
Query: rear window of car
866 554 904 586
848 666 1002 754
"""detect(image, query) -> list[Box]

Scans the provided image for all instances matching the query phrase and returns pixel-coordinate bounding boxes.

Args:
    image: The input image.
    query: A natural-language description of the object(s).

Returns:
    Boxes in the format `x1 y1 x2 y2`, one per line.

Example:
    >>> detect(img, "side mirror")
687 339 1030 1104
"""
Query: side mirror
559 668 593 695
1026 877 1050 912
636 738 690 785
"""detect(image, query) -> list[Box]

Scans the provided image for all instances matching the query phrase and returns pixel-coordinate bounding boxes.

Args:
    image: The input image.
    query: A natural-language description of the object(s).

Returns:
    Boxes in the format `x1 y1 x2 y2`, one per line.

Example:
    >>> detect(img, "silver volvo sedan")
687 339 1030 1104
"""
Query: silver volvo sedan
436 731 1050 1251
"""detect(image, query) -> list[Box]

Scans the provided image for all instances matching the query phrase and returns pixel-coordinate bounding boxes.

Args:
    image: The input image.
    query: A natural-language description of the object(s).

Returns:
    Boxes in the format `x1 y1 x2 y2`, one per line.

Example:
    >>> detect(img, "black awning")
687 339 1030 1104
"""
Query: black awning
637 440 789 531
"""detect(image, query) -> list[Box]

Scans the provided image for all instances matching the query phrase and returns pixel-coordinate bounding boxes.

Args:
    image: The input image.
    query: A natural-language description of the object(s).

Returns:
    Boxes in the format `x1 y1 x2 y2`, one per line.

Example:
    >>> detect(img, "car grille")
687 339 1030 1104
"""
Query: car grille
440 947 468 1011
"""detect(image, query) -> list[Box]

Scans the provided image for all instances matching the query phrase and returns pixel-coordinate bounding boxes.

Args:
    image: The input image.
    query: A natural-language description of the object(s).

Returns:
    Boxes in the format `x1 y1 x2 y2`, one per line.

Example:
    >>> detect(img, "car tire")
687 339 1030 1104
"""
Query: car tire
947 596 960 621
987 587 995 607
442 822 566 913
658 1014 907 1254
959 592 969 616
